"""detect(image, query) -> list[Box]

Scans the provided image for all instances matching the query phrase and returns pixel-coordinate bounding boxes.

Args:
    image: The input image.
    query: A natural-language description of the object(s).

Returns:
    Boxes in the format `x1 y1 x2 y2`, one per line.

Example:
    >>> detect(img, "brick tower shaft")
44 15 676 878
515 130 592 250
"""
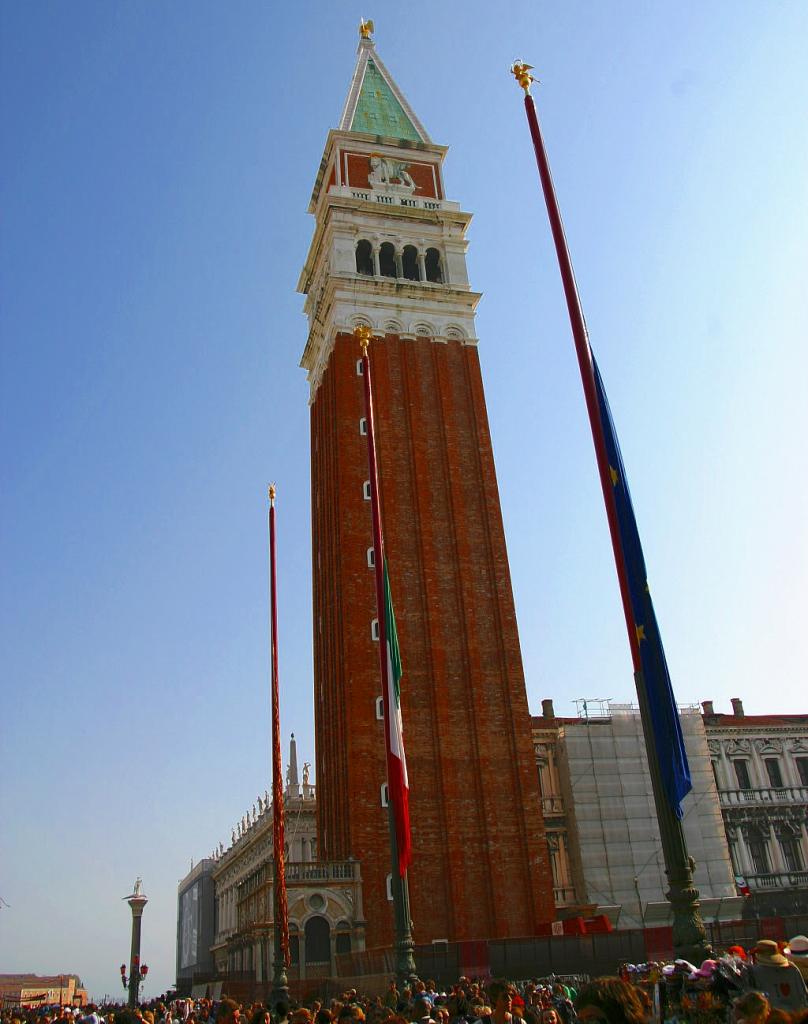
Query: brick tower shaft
300 29 554 950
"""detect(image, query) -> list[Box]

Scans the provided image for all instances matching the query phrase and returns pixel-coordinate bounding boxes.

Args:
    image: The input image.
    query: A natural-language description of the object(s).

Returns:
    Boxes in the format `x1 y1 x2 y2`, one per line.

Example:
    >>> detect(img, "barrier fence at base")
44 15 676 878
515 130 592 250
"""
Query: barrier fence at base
187 912 808 1000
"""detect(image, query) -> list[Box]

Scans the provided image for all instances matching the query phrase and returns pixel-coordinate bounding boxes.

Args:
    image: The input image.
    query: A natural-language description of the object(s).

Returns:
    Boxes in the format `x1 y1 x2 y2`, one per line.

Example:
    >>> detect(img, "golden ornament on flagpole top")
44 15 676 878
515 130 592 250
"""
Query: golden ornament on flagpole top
268 483 276 504
359 19 374 40
354 323 372 354
510 61 535 94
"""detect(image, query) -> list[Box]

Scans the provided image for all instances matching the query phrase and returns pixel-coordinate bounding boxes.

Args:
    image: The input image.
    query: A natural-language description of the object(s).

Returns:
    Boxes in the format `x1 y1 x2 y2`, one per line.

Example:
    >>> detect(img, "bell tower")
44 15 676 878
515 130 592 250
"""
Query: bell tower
299 26 555 950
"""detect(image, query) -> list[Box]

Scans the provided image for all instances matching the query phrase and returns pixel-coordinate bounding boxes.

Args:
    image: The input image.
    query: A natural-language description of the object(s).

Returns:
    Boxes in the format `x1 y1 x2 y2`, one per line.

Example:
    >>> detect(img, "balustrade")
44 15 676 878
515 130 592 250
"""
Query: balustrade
283 860 357 883
553 885 576 906
747 870 808 890
719 786 808 807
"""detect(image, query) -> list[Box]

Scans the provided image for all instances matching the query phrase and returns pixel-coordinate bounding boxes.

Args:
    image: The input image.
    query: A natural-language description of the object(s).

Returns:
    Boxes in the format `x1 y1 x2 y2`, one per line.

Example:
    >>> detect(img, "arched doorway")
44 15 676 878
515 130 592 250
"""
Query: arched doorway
304 914 331 970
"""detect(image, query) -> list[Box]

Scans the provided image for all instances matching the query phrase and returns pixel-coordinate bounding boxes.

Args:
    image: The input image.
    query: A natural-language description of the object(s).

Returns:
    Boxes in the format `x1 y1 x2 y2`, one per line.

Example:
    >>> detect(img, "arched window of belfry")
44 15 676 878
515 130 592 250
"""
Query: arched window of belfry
355 239 373 275
402 245 419 281
379 242 396 278
425 247 443 283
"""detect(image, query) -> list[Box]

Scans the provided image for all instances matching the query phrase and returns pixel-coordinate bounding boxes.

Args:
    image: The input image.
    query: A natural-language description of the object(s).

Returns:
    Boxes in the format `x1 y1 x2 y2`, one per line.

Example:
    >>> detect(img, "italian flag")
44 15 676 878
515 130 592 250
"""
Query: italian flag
383 558 412 876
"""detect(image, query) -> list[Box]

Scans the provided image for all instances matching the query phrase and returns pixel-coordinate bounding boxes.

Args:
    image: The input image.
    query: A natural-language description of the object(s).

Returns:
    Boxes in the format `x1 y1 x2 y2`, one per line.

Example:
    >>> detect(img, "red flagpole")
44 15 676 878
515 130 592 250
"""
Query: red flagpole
511 66 711 961
512 64 640 671
268 485 290 971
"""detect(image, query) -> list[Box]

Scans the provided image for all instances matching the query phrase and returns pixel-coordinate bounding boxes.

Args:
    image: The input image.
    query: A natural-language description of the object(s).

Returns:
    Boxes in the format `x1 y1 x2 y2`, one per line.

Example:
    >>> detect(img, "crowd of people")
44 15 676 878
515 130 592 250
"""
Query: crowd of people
3 934 807 1024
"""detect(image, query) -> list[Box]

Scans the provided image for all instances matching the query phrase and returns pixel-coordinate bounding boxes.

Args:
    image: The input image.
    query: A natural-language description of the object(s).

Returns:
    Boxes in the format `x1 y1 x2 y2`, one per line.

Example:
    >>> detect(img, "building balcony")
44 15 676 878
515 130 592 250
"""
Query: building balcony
553 885 577 907
542 796 565 816
747 870 808 891
719 786 808 807
327 184 460 214
285 860 358 884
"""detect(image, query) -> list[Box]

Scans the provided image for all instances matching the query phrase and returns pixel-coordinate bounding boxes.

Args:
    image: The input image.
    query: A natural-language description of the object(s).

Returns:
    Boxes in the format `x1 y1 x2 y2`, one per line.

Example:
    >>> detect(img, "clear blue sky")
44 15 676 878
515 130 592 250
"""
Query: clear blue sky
2 0 807 1001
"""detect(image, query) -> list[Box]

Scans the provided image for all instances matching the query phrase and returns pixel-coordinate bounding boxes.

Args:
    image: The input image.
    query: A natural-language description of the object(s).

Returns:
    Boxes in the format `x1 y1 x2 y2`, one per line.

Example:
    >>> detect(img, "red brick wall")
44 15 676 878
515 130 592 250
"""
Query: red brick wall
311 332 554 950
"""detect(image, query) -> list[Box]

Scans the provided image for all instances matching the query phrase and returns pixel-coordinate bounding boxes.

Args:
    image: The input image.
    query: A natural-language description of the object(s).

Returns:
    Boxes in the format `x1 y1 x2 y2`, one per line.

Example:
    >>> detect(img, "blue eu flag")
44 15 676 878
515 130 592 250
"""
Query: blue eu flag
592 356 692 818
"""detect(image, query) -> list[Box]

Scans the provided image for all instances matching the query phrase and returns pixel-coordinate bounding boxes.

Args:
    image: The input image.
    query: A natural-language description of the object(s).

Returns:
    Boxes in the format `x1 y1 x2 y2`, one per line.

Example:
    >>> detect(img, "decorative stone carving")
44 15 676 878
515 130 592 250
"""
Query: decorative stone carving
707 740 721 756
742 820 771 839
368 155 416 194
725 739 752 757
754 738 783 754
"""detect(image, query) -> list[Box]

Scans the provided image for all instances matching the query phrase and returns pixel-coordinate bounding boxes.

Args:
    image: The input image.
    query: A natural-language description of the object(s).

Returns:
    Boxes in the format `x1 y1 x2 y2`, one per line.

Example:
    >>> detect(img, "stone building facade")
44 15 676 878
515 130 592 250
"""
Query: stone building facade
177 858 217 994
703 699 808 915
299 26 553 953
532 699 742 928
177 738 366 994
0 976 86 1009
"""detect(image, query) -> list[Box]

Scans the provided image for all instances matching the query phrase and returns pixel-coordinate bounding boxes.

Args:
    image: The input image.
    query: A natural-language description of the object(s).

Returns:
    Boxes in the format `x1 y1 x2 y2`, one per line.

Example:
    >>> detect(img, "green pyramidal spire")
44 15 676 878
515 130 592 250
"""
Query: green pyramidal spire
339 29 431 144
350 58 422 141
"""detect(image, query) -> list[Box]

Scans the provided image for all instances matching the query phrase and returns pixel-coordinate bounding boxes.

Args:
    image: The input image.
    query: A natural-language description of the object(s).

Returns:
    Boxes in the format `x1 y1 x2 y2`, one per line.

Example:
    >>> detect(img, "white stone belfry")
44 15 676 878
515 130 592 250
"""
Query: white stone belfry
298 29 481 402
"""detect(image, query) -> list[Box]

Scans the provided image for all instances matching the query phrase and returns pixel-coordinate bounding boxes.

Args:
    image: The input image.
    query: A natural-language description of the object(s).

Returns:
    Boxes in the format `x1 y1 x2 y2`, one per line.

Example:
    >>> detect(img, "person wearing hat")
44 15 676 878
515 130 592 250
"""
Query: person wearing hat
750 939 808 1012
787 935 808 982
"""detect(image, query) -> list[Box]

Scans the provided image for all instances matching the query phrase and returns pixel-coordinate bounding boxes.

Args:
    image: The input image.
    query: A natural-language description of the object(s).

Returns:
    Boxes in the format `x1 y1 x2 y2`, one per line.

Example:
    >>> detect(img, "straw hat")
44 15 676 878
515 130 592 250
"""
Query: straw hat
788 935 808 956
753 939 789 967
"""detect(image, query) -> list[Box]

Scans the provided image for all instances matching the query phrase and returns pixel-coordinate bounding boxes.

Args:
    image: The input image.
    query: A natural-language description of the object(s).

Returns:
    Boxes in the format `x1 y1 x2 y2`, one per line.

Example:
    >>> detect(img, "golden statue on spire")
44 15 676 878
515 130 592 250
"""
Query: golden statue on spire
510 60 535 94
359 18 374 40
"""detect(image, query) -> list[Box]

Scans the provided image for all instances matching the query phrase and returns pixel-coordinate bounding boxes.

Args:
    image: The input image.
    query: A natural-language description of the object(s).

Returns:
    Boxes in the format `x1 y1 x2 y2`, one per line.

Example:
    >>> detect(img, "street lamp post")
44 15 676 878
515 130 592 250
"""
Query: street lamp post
122 878 149 1008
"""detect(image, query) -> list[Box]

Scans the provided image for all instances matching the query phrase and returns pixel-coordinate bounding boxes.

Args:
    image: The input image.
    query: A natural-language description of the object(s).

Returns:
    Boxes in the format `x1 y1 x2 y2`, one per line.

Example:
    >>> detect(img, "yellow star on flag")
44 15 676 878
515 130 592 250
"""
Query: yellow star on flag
609 464 619 486
635 623 647 644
